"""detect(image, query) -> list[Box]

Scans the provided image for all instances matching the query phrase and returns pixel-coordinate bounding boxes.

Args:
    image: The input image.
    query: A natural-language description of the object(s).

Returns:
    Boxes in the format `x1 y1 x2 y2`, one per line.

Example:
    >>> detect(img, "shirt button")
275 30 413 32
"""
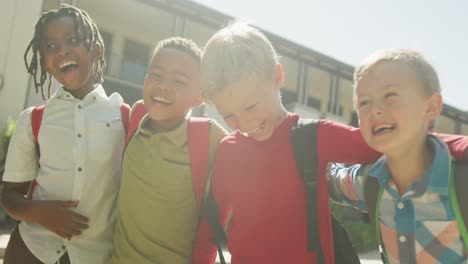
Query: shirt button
93 96 96 100
77 167 82 172
77 133 82 138
61 245 66 250
397 202 404 209
78 105 82 109
57 250 61 254
399 235 406 243
106 123 110 127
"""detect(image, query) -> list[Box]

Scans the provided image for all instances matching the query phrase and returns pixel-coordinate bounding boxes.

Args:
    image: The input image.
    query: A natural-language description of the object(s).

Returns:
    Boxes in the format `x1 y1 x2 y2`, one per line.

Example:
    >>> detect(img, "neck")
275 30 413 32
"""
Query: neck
150 115 187 134
385 137 434 195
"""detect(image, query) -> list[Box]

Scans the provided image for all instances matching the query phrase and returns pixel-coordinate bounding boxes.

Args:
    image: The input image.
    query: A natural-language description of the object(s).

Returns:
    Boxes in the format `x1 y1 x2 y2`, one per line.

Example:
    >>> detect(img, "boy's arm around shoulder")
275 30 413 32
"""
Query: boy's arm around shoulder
327 163 370 212
316 120 380 165
433 133 468 161
191 119 228 264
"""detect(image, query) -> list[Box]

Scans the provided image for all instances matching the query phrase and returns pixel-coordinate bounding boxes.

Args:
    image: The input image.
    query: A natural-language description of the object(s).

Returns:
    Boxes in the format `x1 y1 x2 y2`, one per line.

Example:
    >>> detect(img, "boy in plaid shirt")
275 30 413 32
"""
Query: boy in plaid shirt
328 49 468 263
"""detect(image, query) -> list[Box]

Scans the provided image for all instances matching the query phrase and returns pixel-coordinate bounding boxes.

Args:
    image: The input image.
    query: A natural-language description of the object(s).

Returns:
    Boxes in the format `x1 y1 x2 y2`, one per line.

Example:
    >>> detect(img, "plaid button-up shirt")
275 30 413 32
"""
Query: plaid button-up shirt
328 136 467 263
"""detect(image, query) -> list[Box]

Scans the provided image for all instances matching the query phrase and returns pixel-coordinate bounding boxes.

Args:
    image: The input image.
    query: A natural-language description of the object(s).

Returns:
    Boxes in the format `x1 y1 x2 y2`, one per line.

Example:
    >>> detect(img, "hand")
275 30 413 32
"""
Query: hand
31 200 89 239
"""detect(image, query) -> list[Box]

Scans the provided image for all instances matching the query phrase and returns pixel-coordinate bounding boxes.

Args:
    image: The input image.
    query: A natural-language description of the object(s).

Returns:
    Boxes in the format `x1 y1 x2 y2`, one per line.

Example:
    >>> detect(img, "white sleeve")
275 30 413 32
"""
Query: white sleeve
3 107 39 182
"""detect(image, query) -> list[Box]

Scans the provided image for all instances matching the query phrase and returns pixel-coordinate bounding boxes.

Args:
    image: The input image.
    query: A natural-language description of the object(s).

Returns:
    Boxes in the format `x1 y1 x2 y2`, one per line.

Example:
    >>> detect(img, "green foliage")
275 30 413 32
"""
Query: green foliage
0 118 17 181
331 202 379 252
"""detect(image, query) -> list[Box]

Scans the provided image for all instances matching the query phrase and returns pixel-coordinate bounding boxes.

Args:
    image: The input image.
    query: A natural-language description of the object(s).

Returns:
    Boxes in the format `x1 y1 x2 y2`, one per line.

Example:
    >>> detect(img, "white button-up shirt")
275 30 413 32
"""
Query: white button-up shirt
3 84 125 264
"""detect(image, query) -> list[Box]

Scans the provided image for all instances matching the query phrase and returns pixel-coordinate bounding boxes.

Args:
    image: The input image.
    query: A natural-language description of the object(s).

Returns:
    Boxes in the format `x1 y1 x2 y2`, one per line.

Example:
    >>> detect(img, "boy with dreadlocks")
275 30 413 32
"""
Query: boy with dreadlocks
2 4 128 264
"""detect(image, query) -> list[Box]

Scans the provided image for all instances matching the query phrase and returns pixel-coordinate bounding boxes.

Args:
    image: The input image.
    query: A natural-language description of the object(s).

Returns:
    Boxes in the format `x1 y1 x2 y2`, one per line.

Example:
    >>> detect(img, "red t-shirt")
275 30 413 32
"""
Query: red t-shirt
191 113 468 264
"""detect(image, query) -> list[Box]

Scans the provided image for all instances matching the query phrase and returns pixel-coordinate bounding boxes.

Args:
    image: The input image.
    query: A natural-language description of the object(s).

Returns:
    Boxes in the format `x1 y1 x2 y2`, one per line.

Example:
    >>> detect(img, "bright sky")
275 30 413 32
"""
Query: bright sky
195 0 467 111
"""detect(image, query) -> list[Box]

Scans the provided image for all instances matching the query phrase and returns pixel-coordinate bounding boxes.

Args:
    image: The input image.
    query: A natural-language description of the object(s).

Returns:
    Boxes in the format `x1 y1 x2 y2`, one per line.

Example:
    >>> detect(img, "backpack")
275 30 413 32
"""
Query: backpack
363 161 468 264
124 101 212 216
207 118 361 264
29 103 130 197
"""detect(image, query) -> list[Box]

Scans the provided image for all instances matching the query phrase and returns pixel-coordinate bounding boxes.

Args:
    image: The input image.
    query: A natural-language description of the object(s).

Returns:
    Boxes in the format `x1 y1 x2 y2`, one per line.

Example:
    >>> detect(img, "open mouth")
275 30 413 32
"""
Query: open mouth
245 121 266 135
372 124 396 135
59 61 78 73
151 96 172 106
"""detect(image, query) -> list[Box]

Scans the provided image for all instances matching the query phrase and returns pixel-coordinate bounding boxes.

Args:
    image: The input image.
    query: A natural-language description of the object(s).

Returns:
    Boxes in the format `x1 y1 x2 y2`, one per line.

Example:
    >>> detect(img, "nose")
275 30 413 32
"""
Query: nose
371 103 384 116
158 79 170 91
57 44 70 57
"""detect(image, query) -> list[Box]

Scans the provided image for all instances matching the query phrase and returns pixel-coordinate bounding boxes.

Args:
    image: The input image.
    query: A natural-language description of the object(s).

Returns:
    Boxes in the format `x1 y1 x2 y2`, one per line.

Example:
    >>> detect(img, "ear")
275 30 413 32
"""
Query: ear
426 92 442 124
191 95 204 108
91 42 103 61
274 63 285 89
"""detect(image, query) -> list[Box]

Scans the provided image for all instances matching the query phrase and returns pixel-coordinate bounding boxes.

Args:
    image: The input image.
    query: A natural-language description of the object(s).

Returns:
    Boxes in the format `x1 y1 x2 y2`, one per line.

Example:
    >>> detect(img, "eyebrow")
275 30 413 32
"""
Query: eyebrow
151 65 190 79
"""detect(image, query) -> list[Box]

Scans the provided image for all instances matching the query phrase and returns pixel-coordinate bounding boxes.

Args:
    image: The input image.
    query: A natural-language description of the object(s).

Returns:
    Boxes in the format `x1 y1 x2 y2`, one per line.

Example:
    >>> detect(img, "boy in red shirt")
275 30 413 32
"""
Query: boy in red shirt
193 21 468 263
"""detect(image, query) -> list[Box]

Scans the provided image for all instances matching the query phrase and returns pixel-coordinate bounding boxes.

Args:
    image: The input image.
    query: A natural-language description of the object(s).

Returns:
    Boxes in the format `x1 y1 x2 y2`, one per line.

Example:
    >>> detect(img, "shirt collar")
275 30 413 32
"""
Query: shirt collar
137 111 191 148
51 84 108 102
368 135 451 195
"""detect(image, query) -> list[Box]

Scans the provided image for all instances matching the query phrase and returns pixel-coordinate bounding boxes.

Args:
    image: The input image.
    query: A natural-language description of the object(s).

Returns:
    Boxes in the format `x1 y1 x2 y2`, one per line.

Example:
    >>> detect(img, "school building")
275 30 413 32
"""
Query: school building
1 0 467 154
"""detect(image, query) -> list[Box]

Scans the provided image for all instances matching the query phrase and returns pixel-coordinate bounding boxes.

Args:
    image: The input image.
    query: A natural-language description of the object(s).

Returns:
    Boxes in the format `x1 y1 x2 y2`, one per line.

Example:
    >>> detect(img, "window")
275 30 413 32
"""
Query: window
435 115 455 134
184 20 216 47
100 31 113 75
119 39 151 85
337 77 354 121
306 66 332 112
280 55 300 105
461 123 468 136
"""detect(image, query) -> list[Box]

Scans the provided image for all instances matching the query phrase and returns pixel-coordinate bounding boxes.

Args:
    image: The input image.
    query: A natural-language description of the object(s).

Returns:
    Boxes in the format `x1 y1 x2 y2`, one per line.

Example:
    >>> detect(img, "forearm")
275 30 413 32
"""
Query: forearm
327 164 368 212
2 189 37 222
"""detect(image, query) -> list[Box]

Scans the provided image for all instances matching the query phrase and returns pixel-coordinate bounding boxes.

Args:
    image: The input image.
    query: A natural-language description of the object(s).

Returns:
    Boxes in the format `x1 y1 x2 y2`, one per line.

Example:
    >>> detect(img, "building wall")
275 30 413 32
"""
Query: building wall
0 0 43 157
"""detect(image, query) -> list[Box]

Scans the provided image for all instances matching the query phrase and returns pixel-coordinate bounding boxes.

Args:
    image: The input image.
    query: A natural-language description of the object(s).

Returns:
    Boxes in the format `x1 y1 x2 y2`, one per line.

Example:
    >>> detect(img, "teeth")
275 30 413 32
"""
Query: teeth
373 124 394 133
59 61 77 70
152 96 171 104
245 127 259 134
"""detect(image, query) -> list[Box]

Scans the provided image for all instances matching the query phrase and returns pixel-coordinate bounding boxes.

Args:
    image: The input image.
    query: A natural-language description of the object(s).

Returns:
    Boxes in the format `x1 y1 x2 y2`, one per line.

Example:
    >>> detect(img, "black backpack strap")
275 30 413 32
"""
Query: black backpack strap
290 118 324 262
203 189 227 264
364 172 389 263
363 175 379 233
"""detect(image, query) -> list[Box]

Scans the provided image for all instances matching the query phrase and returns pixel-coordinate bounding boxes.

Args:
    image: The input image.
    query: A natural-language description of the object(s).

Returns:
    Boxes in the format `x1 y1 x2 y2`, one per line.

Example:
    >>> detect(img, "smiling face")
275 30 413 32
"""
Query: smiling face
41 16 101 99
210 64 286 141
143 47 202 132
355 61 442 155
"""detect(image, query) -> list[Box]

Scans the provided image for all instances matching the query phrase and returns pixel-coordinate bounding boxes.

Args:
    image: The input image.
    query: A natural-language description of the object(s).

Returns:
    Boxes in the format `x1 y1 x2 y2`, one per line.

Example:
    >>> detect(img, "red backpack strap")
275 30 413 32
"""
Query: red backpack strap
125 100 147 146
29 105 44 199
120 103 130 135
188 117 211 213
31 105 45 144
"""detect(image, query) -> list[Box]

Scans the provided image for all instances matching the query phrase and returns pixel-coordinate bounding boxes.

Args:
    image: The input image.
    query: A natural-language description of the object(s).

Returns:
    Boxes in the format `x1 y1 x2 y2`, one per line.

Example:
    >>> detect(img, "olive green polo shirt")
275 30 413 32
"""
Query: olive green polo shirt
111 114 226 264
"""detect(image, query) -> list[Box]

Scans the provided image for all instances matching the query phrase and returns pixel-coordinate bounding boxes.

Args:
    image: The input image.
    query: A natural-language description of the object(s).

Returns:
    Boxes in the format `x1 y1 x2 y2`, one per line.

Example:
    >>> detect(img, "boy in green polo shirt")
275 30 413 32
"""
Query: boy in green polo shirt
110 37 226 264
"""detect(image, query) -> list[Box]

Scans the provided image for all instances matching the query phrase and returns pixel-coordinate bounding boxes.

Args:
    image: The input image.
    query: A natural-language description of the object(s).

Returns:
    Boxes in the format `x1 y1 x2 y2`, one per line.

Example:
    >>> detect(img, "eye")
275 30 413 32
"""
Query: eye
246 103 257 111
358 100 369 108
147 72 161 80
46 43 56 50
70 36 79 45
173 79 186 87
385 92 398 99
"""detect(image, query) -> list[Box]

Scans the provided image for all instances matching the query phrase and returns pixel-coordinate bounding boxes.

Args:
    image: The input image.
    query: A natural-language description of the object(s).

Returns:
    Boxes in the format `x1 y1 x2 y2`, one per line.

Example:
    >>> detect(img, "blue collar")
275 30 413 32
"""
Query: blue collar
367 135 451 195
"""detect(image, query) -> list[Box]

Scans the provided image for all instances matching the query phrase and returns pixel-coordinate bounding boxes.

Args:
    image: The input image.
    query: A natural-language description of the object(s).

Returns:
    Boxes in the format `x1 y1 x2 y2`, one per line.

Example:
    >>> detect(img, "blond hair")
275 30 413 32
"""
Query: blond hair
201 20 279 99
354 49 440 97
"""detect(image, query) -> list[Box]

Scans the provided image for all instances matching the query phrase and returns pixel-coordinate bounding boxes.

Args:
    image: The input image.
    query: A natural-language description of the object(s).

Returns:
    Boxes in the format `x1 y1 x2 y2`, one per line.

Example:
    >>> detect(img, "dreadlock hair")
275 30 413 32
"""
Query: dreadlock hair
24 4 105 99
152 37 202 66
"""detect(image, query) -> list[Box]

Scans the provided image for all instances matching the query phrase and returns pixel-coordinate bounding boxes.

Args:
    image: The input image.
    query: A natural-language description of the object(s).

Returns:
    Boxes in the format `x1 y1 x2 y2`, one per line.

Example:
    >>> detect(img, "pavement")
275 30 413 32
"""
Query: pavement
214 249 383 264
0 229 382 264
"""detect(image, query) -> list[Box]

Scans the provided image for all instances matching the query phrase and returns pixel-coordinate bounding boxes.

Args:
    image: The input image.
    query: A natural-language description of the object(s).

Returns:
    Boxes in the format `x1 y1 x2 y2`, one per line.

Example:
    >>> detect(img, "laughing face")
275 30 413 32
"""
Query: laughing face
355 61 441 155
211 65 286 142
41 16 101 99
143 48 202 132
